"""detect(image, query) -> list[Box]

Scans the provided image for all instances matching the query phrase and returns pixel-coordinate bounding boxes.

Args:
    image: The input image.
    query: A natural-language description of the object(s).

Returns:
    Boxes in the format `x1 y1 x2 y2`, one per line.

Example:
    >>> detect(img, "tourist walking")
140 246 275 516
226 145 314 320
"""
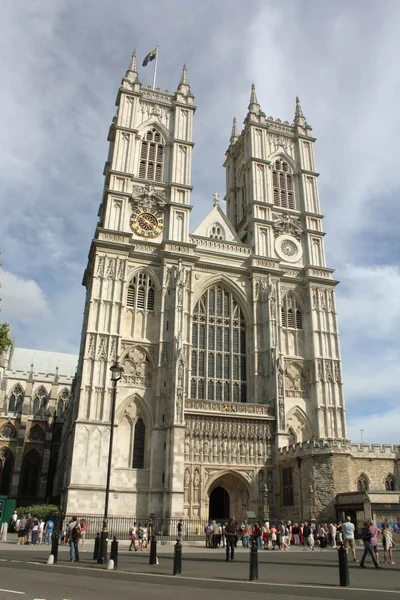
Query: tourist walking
225 518 237 562
341 516 357 561
67 516 81 562
79 519 87 547
44 517 54 545
382 523 395 564
17 516 27 545
303 521 314 550
241 522 250 548
31 517 39 545
360 520 380 568
369 521 381 565
129 523 138 551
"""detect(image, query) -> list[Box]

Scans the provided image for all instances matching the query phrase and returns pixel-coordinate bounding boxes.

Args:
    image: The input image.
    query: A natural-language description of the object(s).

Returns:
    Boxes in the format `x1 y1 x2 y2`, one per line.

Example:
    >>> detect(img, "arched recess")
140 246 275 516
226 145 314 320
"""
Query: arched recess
136 121 170 184
137 119 170 144
208 222 225 240
115 394 152 469
125 265 162 293
8 384 24 415
191 282 248 403
357 472 369 492
385 473 395 491
269 150 297 173
206 470 252 521
286 406 312 443
32 386 48 417
192 275 252 324
119 345 156 389
19 449 42 500
0 447 14 495
284 362 309 397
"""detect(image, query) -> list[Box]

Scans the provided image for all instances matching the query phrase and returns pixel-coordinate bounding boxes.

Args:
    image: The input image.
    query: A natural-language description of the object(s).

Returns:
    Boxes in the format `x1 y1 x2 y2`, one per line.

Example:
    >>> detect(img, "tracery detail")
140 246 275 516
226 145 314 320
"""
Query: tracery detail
191 285 246 403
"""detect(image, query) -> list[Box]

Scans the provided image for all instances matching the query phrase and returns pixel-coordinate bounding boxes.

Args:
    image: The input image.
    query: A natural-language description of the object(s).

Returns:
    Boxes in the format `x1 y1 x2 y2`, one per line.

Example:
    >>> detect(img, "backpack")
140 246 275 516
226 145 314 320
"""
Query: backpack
72 523 81 540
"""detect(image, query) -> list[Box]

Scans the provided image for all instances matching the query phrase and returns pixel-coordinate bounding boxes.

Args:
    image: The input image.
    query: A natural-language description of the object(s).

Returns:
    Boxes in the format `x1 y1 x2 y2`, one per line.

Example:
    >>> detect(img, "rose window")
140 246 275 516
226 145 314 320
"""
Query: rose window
0 424 16 440
281 240 297 257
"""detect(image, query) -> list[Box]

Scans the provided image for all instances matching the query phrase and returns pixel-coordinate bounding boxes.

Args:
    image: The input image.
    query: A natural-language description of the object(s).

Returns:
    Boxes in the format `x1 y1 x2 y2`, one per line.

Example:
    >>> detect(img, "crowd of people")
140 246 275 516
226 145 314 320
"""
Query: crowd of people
9 511 87 556
128 522 151 551
203 516 396 566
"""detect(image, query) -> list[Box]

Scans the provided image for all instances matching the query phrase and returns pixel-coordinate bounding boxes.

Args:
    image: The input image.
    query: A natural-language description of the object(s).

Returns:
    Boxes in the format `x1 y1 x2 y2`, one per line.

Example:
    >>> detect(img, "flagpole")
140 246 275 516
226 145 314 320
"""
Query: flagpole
152 46 159 90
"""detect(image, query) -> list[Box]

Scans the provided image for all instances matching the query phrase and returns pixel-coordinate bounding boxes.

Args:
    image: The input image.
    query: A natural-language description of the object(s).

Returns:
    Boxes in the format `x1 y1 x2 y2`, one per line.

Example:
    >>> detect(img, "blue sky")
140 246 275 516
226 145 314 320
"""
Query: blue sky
1 0 400 444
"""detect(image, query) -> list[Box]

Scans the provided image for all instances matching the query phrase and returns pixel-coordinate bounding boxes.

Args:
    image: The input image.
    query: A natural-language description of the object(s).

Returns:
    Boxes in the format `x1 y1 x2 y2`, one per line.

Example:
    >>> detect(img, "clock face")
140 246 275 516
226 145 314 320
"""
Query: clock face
130 208 164 238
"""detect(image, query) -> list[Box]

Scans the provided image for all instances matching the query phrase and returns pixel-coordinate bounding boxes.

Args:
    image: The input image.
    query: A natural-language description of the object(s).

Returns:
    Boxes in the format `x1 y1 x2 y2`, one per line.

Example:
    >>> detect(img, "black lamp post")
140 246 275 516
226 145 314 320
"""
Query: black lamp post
98 361 123 564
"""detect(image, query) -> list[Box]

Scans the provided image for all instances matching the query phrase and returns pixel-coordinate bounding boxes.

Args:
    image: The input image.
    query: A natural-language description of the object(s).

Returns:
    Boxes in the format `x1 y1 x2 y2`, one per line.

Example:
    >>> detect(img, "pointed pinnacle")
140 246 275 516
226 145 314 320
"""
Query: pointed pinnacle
232 116 238 137
230 116 238 143
128 49 137 73
180 64 188 85
295 96 305 119
249 83 259 106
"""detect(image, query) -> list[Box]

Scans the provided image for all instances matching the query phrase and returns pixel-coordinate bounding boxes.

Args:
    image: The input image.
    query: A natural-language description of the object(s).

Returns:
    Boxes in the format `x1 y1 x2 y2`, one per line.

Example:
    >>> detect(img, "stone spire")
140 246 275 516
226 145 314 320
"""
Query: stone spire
250 83 259 106
122 49 140 87
129 49 137 73
248 83 261 116
294 96 306 125
177 64 190 94
230 116 238 144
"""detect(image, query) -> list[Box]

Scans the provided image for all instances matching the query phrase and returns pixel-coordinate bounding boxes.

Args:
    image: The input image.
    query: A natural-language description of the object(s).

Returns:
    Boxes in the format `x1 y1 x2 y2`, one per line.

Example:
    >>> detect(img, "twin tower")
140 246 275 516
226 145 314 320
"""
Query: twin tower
57 52 347 522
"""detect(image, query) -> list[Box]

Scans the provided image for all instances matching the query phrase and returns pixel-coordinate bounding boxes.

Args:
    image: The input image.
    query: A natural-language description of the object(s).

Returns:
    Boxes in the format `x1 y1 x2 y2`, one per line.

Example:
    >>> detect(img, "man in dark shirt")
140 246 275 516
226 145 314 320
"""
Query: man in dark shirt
225 518 237 561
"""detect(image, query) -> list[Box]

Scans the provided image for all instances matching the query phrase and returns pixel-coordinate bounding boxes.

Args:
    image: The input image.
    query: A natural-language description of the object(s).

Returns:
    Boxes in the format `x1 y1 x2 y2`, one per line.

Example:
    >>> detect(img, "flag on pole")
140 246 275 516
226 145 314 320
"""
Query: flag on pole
142 48 157 67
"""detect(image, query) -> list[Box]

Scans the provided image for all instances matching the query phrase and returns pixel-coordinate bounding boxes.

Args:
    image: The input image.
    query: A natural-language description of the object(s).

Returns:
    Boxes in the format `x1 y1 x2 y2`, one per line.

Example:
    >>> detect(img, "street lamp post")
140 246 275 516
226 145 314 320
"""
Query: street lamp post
98 361 124 565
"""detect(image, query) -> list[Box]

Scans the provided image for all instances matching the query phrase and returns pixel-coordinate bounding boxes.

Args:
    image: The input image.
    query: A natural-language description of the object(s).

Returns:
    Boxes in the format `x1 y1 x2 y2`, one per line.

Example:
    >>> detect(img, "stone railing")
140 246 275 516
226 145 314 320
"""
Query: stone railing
192 236 251 257
185 399 273 419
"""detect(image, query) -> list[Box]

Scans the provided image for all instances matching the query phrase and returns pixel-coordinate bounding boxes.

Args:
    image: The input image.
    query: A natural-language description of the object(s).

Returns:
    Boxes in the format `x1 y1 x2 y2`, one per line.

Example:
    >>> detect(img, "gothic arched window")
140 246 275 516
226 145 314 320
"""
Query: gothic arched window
127 273 155 311
281 294 303 330
0 447 14 495
19 449 41 499
138 128 164 182
32 387 47 417
385 474 395 491
7 385 24 415
272 158 295 209
209 224 224 240
191 285 247 403
132 418 145 469
357 473 369 492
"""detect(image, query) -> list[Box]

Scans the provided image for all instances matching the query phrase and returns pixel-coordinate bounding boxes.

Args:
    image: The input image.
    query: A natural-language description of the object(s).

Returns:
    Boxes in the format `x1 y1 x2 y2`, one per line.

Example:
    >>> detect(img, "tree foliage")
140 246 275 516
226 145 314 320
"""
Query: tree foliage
15 504 62 520
0 323 11 355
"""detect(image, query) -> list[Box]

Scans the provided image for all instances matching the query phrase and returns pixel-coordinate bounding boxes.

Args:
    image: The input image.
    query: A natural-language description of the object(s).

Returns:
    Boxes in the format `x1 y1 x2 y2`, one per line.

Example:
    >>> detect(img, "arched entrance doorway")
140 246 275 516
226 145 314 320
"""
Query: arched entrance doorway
209 486 230 520
207 472 251 521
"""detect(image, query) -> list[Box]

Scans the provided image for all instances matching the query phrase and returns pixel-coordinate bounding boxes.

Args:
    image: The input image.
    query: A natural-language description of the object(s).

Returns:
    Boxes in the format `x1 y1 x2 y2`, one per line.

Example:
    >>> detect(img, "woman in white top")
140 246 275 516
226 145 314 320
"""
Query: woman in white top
382 523 395 565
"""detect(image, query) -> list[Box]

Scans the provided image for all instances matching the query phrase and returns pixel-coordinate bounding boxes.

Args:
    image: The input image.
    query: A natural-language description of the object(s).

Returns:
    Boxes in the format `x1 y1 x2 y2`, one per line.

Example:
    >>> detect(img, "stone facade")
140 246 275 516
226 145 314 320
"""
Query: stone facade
52 55 352 521
0 344 77 505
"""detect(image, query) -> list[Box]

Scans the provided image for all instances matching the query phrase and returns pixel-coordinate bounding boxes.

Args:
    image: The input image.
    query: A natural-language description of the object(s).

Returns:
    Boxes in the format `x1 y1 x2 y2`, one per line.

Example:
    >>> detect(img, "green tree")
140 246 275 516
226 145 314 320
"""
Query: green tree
0 251 12 354
0 322 11 355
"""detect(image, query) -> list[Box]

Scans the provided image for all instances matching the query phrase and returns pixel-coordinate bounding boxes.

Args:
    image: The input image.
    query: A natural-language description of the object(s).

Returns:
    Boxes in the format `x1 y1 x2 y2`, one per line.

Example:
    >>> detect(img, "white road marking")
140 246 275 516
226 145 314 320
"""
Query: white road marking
10 560 22 563
26 561 43 565
0 558 8 561
0 589 25 595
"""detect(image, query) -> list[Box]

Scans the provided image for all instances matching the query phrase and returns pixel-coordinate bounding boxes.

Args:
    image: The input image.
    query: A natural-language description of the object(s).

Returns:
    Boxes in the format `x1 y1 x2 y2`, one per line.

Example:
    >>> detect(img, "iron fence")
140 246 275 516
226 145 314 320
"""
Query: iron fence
62 515 211 541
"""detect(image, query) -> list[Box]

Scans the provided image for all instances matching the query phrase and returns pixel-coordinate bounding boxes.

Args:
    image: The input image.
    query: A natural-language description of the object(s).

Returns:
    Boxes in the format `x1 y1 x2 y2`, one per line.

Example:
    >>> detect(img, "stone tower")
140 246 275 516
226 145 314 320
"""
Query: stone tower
224 88 347 449
59 59 347 522
60 55 196 516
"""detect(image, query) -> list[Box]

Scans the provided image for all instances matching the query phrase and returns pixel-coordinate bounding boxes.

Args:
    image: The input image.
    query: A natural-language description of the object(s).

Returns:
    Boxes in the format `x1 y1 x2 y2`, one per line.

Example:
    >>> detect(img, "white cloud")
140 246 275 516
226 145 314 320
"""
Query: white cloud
348 408 400 446
0 0 400 445
1 271 51 325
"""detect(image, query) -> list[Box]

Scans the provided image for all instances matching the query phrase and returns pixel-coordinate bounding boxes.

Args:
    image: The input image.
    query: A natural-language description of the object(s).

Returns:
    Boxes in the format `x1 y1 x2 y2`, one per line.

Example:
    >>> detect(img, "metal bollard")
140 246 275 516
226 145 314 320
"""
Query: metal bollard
110 536 118 570
50 531 59 564
249 537 258 581
93 532 101 561
149 534 157 565
338 543 350 587
173 539 182 575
